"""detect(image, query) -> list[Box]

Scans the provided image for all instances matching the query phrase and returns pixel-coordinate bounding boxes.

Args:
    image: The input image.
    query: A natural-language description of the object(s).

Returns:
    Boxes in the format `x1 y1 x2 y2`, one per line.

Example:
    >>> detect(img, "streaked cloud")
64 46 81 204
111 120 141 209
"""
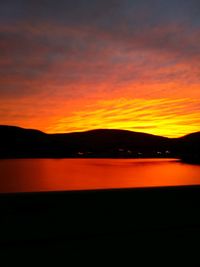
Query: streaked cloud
0 0 200 136
53 98 200 137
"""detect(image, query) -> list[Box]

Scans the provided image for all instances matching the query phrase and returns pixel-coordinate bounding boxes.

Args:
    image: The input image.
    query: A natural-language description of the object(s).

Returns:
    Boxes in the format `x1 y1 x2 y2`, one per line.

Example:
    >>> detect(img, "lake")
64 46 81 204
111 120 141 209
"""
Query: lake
0 158 200 193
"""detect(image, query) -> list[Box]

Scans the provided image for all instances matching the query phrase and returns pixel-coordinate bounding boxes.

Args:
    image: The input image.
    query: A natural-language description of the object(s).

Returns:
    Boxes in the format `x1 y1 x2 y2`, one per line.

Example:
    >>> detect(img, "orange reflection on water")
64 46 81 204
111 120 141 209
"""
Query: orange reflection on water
0 159 200 193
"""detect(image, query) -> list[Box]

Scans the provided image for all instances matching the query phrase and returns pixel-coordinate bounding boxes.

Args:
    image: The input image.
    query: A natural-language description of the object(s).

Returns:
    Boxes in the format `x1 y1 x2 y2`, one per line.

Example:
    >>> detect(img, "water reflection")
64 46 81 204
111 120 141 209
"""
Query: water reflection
0 158 200 193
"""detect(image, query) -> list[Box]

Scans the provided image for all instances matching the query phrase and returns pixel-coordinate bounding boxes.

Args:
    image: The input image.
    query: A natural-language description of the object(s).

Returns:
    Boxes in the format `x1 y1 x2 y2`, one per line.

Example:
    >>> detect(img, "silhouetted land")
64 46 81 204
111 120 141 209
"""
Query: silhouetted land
1 126 200 261
0 125 200 163
1 186 200 263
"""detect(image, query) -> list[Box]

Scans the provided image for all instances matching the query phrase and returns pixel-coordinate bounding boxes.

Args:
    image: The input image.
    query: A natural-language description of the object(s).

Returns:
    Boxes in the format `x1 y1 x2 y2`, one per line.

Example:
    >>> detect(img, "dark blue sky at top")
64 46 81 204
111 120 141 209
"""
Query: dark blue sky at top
0 0 199 25
0 0 200 98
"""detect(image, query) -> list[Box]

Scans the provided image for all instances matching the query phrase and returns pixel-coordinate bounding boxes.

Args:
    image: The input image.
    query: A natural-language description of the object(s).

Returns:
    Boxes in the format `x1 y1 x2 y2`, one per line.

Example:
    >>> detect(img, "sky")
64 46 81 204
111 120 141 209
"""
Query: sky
0 0 200 137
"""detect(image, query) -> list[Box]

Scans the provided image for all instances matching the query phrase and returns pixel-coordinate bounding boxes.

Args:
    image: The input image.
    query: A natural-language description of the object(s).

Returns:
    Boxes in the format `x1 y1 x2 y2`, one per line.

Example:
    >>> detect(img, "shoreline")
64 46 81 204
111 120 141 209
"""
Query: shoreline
1 184 200 262
1 184 200 242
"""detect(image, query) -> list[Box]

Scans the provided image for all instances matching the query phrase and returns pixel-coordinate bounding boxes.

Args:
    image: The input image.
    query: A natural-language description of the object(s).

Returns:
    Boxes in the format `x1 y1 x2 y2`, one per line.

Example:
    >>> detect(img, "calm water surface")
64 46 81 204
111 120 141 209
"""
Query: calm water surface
0 158 200 193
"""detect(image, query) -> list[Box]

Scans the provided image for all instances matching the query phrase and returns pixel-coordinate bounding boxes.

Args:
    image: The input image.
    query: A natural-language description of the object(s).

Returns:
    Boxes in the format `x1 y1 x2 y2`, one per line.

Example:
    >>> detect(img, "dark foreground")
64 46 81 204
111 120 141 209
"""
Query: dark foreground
1 185 200 264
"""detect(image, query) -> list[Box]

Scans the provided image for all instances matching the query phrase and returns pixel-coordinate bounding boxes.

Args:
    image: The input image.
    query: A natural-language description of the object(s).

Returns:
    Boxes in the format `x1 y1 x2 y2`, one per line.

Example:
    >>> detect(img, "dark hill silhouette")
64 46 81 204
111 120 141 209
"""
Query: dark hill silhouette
174 132 200 163
0 125 199 161
51 129 171 156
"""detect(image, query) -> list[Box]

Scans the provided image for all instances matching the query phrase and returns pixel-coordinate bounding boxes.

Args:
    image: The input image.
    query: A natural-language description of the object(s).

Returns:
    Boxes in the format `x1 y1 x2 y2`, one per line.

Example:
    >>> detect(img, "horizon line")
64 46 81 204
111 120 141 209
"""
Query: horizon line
0 124 199 139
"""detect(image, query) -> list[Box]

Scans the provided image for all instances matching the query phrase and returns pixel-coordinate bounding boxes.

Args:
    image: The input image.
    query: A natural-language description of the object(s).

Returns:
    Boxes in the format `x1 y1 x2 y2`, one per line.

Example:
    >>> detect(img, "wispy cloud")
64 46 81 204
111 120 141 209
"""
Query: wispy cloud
54 98 200 137
0 0 200 136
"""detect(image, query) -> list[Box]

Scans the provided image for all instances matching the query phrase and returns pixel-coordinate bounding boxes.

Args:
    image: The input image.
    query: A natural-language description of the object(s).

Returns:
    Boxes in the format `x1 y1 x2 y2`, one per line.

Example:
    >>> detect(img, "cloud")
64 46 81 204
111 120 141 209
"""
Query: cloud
53 98 200 137
0 0 200 136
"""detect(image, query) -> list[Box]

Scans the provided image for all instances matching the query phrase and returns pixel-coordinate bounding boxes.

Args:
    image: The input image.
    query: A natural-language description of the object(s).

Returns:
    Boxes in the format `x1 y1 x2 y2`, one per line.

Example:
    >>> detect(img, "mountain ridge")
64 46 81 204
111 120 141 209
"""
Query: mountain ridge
0 125 199 162
1 124 199 138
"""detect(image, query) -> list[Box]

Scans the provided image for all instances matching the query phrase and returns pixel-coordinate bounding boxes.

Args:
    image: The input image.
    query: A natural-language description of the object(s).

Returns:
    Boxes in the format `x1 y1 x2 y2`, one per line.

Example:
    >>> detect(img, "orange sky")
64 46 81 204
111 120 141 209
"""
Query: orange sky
0 0 200 137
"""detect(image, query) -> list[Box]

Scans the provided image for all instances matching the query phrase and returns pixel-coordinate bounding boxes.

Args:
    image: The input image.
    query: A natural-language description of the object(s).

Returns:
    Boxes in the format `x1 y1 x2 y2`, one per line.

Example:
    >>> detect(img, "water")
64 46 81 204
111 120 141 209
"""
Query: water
0 158 200 193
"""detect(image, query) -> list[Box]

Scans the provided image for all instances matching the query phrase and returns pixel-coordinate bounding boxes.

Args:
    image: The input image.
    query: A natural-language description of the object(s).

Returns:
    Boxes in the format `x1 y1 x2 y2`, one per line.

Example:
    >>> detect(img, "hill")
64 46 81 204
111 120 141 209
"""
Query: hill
0 125 199 160
175 132 200 163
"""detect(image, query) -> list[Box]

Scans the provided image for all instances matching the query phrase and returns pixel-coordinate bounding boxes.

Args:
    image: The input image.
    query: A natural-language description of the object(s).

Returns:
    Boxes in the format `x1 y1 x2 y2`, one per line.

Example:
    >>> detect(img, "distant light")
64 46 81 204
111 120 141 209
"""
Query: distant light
77 152 84 155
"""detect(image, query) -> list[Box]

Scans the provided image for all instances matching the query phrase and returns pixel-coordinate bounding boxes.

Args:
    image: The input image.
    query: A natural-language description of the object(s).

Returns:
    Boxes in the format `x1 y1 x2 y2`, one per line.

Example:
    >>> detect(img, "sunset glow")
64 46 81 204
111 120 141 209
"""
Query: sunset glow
1 1 200 137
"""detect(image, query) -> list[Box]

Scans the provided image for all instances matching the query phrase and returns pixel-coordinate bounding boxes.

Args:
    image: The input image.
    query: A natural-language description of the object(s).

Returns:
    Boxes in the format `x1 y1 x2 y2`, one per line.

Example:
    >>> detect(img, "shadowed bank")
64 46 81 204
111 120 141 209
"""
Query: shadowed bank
0 186 200 263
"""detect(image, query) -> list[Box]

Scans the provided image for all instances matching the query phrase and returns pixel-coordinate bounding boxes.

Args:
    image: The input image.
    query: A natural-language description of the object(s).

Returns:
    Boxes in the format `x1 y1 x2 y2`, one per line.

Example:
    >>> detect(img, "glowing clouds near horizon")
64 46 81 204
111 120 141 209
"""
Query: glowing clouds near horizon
52 98 200 138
